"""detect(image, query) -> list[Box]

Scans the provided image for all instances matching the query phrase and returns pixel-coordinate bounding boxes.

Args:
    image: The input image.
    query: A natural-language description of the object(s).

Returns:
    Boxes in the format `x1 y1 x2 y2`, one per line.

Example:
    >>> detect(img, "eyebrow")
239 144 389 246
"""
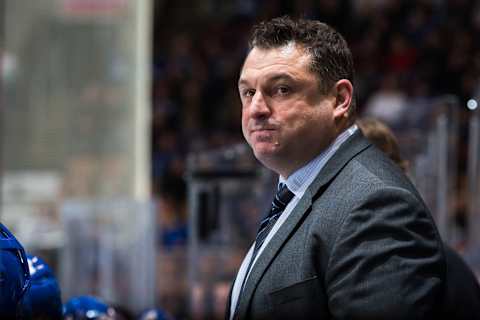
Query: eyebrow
238 73 297 87
238 78 249 87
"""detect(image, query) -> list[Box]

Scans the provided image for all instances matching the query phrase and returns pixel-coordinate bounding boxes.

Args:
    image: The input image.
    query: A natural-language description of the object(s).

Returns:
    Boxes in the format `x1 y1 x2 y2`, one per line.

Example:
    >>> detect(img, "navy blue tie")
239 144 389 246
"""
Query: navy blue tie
240 183 294 292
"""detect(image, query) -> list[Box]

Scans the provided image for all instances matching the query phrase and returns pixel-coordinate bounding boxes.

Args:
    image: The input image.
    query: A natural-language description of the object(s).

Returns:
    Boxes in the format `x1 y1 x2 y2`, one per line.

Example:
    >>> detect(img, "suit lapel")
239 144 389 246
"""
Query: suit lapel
235 193 313 319
234 130 372 319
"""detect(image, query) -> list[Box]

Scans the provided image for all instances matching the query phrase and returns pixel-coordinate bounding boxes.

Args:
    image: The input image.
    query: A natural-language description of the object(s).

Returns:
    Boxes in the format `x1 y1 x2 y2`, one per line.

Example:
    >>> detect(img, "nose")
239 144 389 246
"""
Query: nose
250 91 270 119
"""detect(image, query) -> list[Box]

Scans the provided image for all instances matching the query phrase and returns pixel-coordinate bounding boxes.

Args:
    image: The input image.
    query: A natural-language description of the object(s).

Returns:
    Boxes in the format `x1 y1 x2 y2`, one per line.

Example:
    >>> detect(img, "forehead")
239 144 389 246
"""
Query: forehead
239 44 314 84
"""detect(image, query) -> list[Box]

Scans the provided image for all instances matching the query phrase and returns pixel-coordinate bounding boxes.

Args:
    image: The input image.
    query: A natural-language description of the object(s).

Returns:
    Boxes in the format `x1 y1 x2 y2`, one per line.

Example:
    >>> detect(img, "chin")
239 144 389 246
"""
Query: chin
252 146 280 164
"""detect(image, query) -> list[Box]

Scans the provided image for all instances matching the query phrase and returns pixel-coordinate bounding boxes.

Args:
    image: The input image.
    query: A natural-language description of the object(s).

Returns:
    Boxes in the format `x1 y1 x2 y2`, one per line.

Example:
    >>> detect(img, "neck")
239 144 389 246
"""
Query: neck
274 123 356 178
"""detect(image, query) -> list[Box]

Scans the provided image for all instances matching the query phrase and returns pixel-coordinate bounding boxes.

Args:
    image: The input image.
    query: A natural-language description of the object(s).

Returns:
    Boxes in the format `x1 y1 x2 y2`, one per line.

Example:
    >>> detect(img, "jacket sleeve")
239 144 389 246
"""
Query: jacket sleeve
325 186 445 320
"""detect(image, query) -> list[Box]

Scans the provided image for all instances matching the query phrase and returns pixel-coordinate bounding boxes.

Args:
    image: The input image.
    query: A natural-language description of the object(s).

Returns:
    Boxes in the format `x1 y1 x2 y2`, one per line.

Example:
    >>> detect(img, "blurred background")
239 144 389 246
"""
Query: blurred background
1 0 480 319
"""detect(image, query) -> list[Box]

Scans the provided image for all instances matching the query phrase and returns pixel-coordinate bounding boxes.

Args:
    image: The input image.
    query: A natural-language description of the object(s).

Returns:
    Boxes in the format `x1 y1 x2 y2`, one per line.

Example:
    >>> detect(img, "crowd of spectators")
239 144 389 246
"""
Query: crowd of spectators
152 0 479 189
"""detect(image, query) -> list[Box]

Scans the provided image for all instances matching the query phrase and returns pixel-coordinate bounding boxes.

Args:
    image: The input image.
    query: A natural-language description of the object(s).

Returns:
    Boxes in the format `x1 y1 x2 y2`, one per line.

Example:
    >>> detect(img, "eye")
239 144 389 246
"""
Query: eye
241 88 256 98
275 85 290 96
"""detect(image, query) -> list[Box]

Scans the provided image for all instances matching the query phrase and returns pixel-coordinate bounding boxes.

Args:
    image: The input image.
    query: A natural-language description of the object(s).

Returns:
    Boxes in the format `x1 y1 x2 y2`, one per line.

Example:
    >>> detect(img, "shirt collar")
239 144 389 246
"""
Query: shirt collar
279 124 358 198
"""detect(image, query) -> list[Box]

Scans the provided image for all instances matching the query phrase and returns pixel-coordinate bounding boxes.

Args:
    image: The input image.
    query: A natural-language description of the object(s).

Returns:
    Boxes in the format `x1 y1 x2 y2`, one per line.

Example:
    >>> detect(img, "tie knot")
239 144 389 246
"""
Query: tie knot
271 183 294 214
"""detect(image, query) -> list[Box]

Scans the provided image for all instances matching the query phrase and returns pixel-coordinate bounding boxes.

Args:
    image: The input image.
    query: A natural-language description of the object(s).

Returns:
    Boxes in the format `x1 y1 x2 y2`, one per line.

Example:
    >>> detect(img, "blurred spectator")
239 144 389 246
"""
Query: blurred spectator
63 295 116 320
22 253 63 320
356 117 409 172
363 73 408 129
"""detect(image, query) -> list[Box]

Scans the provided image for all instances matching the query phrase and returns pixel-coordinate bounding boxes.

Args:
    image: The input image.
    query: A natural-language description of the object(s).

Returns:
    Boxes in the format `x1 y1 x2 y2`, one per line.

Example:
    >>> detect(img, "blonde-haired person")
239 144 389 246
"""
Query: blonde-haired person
357 117 409 172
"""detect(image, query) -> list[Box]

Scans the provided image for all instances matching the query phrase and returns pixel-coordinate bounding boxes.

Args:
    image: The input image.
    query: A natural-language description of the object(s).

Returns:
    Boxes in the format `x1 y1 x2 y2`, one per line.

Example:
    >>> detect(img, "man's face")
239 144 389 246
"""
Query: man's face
239 44 338 177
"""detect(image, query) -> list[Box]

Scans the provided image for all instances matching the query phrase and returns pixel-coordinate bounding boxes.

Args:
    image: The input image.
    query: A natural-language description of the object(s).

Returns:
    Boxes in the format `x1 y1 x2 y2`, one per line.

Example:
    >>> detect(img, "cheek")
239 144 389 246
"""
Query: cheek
241 111 250 139
241 109 248 125
282 110 313 134
282 109 330 144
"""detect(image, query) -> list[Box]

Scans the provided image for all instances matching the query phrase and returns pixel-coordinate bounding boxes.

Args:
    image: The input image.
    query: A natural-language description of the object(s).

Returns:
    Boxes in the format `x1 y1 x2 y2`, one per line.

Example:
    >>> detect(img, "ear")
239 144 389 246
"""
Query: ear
333 79 353 120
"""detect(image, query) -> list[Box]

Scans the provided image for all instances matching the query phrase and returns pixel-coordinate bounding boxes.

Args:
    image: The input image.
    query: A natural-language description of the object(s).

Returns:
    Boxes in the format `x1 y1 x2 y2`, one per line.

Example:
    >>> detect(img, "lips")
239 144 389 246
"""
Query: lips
251 128 275 133
249 125 277 133
249 127 277 144
250 128 276 141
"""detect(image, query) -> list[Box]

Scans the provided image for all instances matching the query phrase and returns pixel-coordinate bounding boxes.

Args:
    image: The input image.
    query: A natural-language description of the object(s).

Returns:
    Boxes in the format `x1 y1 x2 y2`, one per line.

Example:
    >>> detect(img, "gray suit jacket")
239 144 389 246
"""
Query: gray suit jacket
229 130 445 320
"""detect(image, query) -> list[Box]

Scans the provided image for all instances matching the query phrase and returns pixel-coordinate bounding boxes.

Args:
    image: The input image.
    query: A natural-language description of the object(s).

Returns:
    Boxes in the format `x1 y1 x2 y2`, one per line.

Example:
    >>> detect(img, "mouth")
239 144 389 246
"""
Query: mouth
249 128 277 144
250 127 276 134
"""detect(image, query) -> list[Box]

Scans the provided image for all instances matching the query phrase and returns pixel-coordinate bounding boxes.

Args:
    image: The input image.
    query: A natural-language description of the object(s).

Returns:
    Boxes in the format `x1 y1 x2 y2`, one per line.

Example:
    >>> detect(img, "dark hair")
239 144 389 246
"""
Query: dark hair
248 16 356 113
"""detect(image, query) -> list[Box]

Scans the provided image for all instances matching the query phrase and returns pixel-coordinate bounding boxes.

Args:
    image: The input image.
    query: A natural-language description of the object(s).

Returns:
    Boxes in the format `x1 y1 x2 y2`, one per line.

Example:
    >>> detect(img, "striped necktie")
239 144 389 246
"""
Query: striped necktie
240 183 295 291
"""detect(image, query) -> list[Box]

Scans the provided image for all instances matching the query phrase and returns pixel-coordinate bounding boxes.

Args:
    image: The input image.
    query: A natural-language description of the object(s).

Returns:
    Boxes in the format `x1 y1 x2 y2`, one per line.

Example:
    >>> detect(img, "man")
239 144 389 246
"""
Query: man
228 16 445 320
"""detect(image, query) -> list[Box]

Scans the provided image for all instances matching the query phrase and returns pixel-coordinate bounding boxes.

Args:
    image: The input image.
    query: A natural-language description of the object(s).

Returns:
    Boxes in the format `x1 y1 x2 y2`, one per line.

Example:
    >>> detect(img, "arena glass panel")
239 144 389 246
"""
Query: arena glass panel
370 95 461 245
0 0 153 311
466 104 480 277
61 199 156 311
